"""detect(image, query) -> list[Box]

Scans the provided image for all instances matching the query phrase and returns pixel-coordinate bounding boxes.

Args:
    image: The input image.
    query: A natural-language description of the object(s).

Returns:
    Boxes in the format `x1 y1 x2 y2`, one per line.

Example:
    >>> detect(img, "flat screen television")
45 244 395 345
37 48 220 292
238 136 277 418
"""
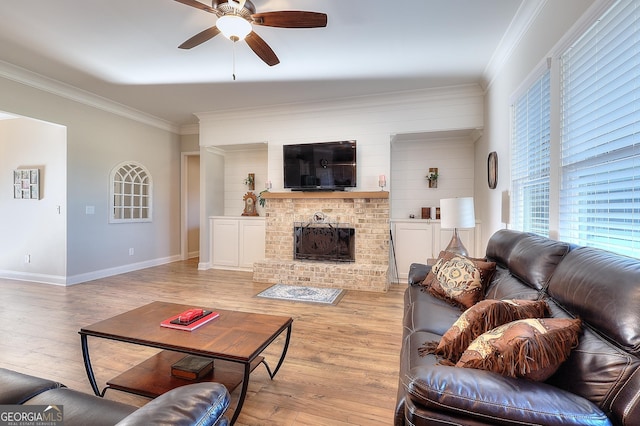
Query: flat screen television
283 141 356 191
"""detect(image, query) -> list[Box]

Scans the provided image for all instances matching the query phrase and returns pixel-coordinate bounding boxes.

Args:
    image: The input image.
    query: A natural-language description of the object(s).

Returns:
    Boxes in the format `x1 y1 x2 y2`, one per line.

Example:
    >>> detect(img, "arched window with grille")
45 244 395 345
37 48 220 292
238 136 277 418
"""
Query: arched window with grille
109 161 152 223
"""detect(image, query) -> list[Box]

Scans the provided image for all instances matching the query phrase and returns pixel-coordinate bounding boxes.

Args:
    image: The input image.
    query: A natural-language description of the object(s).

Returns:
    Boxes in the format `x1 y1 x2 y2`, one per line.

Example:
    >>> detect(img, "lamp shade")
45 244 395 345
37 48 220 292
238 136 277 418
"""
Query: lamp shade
217 15 252 41
440 197 475 229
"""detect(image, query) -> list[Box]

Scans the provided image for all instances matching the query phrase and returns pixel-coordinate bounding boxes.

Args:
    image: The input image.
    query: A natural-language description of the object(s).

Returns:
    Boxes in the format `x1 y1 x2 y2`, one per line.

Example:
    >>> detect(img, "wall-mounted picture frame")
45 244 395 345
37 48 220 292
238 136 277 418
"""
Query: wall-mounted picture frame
13 168 40 199
488 151 498 189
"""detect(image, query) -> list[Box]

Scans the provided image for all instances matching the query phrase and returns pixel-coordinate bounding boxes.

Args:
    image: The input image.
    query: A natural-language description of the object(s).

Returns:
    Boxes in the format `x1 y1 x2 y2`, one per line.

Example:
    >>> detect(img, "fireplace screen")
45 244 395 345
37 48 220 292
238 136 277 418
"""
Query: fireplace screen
294 222 355 262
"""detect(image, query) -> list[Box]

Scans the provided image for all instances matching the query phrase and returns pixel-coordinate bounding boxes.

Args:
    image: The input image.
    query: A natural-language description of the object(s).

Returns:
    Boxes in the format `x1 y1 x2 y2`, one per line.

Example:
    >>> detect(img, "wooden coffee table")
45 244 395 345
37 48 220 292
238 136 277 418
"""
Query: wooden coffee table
79 301 292 424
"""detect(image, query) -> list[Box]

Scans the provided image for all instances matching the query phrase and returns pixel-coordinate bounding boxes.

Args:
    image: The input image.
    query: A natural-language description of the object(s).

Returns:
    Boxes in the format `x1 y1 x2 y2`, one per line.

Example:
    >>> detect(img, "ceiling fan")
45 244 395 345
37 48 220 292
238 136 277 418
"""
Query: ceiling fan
174 0 328 66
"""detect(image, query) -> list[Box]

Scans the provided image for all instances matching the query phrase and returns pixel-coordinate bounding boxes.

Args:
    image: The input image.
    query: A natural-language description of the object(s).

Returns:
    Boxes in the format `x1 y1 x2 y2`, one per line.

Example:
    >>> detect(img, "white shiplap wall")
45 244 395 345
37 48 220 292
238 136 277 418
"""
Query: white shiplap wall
223 146 268 217
196 85 483 263
391 137 475 220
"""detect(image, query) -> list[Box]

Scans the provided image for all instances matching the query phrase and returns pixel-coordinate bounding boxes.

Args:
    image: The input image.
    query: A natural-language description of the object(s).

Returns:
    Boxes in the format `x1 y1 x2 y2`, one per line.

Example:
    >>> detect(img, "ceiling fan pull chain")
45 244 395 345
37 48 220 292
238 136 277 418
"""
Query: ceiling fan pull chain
232 41 237 81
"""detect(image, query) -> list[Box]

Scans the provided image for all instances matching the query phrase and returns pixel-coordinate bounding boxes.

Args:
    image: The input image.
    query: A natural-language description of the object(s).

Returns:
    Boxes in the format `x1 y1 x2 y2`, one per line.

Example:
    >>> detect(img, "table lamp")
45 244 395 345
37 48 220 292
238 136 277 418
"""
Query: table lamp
440 197 475 256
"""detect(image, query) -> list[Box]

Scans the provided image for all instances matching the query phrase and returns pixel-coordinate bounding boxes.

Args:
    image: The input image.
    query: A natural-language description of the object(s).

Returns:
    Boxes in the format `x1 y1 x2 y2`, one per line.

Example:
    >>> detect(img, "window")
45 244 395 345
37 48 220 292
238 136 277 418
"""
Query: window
511 70 551 236
560 0 640 257
110 161 152 223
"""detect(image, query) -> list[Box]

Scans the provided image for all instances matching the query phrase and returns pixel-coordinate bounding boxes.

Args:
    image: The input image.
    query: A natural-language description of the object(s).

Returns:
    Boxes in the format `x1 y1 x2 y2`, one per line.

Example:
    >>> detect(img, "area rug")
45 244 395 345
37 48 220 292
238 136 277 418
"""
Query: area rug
256 284 345 305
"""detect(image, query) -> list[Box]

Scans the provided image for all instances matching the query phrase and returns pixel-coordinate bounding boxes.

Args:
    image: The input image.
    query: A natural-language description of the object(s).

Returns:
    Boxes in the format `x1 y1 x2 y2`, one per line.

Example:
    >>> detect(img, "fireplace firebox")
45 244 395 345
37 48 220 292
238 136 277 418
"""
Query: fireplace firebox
294 222 355 262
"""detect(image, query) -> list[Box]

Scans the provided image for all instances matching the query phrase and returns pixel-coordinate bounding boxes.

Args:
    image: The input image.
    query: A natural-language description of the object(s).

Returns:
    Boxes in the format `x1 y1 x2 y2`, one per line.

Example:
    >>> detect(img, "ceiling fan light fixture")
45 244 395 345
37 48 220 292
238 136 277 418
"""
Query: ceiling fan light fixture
217 14 252 41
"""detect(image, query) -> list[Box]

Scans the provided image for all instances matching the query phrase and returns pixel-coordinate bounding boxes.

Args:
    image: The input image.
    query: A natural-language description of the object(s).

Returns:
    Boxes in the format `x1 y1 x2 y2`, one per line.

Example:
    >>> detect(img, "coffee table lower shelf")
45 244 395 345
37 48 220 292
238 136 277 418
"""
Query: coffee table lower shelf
106 350 263 398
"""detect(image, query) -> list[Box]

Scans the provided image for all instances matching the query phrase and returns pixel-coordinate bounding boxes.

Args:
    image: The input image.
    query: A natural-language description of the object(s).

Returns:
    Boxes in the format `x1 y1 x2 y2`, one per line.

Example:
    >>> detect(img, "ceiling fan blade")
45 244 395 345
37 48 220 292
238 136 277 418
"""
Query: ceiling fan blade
179 26 221 49
252 11 327 28
174 0 217 14
245 31 280 66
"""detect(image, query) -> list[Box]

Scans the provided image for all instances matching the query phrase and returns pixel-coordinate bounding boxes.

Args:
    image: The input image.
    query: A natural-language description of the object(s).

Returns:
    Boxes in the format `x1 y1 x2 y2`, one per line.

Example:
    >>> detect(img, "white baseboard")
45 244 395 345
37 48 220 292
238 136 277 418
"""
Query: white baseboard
198 261 211 270
0 255 182 286
0 270 67 286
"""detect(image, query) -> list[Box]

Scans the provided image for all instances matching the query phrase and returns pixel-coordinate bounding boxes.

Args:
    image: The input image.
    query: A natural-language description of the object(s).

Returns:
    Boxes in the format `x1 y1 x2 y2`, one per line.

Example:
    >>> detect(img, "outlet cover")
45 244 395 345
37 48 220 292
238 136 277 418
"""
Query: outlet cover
128 248 134 256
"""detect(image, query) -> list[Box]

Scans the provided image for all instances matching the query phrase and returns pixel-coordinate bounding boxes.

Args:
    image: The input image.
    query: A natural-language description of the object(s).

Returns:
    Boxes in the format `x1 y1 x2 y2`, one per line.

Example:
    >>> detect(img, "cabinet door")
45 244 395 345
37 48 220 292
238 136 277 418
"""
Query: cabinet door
239 220 266 268
212 219 240 267
392 222 433 282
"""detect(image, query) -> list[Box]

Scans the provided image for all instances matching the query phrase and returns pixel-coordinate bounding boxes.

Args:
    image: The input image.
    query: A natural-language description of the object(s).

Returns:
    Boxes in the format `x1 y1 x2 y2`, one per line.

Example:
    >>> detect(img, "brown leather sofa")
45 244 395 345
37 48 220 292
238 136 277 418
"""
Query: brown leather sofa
396 229 640 425
0 367 230 426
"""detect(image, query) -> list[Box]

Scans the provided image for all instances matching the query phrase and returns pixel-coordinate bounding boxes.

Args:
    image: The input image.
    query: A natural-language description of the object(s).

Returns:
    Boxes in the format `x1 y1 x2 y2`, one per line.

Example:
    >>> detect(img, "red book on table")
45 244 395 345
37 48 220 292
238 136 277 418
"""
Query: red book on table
160 309 219 331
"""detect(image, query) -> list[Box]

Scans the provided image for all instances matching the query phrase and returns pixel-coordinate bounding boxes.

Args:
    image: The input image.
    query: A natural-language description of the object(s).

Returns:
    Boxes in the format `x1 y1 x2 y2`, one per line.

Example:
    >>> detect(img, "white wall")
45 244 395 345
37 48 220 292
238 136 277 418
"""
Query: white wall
391 136 475 220
66 113 181 280
0 74 182 284
196 85 484 262
187 155 200 257
0 117 67 283
475 0 598 249
223 146 268 217
198 147 225 268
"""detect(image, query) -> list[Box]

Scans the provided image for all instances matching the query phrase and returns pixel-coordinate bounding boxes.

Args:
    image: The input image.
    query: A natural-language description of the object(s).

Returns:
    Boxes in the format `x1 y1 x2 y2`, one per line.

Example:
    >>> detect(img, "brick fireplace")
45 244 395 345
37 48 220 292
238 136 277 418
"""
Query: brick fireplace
253 191 390 292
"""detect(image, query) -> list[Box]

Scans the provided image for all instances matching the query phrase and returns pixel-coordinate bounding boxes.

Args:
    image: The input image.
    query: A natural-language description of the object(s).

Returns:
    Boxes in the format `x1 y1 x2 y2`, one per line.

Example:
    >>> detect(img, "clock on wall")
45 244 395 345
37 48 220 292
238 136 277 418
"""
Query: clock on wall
488 151 498 189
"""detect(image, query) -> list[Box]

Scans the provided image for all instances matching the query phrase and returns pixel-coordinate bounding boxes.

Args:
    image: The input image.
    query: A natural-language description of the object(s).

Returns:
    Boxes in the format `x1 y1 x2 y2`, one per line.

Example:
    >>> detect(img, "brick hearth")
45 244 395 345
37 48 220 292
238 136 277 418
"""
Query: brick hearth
253 191 390 292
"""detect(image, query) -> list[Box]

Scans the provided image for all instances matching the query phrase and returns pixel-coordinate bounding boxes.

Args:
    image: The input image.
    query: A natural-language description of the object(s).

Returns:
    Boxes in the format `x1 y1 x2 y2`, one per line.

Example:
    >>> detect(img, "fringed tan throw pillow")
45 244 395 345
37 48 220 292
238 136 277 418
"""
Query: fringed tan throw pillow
427 252 496 309
456 318 582 381
419 299 549 363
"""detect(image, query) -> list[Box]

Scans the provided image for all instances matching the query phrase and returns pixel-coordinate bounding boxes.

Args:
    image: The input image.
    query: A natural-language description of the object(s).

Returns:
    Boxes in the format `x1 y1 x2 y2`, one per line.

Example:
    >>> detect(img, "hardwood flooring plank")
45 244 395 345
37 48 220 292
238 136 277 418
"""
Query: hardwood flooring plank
0 259 405 425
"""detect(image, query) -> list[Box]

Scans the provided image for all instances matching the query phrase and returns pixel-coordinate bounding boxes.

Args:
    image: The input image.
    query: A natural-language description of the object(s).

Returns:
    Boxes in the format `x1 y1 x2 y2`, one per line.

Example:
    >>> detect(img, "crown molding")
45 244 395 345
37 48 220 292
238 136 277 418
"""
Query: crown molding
180 123 200 135
196 84 484 123
204 145 226 156
0 59 181 134
483 0 547 91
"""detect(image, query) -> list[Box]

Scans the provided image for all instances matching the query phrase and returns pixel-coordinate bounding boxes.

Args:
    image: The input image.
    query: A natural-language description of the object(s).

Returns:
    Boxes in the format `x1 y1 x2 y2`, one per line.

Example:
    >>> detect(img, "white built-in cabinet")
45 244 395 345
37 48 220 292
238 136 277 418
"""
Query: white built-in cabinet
391 220 480 282
210 216 265 271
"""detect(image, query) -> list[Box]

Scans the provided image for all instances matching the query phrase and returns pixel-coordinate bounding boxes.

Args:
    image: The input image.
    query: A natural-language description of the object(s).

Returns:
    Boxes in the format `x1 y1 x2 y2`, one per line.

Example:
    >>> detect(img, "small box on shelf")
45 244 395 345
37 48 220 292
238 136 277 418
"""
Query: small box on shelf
171 355 214 380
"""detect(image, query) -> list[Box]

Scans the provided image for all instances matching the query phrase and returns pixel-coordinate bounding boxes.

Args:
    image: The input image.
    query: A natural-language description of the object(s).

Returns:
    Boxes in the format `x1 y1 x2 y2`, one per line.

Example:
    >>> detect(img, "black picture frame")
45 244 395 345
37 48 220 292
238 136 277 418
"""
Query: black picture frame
488 151 498 189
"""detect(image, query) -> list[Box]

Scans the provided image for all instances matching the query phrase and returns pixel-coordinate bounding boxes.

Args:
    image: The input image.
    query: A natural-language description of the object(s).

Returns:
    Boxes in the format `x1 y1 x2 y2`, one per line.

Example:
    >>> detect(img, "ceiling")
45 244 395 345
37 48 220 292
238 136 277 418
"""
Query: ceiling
0 0 527 127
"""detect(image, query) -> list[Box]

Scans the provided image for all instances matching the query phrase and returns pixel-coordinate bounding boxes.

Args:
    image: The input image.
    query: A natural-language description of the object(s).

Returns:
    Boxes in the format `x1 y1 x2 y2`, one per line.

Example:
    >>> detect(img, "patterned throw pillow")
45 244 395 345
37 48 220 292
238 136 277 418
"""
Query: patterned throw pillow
421 251 485 288
456 317 582 381
426 252 496 309
419 299 549 363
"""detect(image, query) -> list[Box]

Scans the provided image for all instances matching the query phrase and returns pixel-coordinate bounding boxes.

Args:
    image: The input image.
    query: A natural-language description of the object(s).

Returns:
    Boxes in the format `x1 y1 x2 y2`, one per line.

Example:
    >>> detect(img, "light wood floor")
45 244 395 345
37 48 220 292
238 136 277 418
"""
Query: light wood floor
0 259 406 425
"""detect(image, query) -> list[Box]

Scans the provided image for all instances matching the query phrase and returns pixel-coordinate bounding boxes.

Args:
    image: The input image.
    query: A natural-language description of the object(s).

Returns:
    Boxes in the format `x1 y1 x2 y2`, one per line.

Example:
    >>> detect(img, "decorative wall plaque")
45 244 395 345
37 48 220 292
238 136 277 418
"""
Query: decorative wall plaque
13 169 39 199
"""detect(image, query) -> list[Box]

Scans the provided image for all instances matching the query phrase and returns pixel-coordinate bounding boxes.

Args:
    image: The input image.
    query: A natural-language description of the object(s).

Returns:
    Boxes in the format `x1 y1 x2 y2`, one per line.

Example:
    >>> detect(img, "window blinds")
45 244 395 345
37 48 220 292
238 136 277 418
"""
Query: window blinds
511 70 551 236
560 0 640 257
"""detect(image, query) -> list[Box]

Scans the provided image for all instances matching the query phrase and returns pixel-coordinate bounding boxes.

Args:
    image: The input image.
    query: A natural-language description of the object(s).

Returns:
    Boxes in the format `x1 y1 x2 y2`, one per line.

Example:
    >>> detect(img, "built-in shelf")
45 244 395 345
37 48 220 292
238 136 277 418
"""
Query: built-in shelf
261 191 389 199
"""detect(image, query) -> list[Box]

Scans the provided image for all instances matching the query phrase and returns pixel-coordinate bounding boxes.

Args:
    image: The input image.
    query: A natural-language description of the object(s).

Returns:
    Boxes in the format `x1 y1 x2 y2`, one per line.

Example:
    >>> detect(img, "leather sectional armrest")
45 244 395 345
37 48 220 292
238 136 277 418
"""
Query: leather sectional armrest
406 365 612 426
408 263 431 286
0 368 64 405
116 383 230 426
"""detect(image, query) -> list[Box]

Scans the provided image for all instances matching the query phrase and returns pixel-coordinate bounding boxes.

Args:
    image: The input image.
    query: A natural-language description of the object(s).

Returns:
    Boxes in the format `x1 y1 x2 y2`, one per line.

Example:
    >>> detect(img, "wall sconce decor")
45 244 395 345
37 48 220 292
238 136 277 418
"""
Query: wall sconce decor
243 173 255 190
426 168 439 188
13 169 40 199
488 152 498 189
